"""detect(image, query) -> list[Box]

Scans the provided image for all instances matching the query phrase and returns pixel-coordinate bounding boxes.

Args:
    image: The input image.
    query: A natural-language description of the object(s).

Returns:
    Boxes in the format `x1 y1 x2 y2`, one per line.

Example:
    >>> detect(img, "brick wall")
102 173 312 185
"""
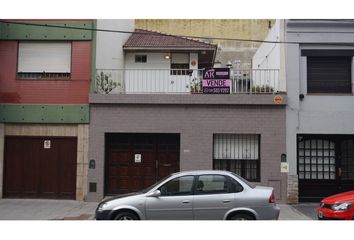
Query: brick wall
87 103 287 202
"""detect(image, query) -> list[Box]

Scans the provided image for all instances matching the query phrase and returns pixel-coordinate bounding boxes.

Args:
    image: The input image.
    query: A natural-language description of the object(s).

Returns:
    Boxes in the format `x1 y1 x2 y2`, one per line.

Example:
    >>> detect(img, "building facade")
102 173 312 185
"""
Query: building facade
87 20 287 203
254 19 354 203
0 20 93 200
135 19 274 69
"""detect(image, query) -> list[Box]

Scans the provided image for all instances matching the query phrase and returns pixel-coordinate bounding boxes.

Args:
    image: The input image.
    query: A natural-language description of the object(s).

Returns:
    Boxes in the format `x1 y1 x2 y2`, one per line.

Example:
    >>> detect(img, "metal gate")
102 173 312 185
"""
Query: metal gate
297 135 354 202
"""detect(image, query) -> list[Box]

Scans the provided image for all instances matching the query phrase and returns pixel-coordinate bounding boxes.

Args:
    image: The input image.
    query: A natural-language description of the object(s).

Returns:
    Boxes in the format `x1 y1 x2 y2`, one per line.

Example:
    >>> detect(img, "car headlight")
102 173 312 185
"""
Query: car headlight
331 202 352 211
97 203 108 212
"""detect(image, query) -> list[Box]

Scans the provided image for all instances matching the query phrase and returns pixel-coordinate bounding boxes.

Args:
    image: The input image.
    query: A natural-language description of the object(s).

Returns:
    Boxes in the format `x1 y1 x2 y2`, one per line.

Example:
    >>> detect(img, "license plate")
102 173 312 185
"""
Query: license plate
318 211 323 218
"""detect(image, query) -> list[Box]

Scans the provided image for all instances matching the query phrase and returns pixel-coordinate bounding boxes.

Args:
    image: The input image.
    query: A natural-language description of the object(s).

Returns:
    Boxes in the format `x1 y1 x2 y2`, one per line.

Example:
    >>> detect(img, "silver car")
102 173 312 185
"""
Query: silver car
95 170 280 220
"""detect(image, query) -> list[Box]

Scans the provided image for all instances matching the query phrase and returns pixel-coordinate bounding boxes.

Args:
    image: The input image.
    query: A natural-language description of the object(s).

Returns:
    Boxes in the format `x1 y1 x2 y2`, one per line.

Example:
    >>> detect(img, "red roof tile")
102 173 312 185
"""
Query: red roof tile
123 29 216 50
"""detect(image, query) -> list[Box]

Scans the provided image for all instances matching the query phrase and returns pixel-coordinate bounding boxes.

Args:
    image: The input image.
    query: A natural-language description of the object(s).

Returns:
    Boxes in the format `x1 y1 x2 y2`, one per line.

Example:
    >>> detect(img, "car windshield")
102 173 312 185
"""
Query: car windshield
141 174 173 193
231 172 255 188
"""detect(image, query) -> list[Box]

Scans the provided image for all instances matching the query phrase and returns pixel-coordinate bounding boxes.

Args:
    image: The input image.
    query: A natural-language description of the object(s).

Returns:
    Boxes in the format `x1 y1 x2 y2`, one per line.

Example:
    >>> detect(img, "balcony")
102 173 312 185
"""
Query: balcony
94 69 281 94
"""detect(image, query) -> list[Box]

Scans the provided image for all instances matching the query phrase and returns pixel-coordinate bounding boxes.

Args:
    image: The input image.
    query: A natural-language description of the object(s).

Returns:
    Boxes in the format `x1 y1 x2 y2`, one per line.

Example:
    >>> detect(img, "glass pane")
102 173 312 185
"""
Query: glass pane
305 164 311 171
324 157 329 164
197 175 228 194
330 172 335 180
317 150 323 156
159 175 194 196
299 157 304 164
330 157 335 164
324 165 329 171
317 157 323 164
299 172 304 179
311 150 317 156
318 165 323 171
298 141 304 148
323 140 329 149
330 165 336 172
318 174 323 179
305 140 311 148
311 165 317 171
311 157 317 164
305 157 311 164
299 164 304 171
299 150 304 156
323 150 329 156
330 150 335 156
324 173 329 179
311 172 317 179
305 172 311 179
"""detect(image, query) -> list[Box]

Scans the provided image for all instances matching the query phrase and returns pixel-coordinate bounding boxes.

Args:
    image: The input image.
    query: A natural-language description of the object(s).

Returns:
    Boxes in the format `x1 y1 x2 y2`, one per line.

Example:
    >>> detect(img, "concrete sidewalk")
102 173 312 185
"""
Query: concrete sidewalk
0 199 98 220
0 199 314 220
278 204 313 220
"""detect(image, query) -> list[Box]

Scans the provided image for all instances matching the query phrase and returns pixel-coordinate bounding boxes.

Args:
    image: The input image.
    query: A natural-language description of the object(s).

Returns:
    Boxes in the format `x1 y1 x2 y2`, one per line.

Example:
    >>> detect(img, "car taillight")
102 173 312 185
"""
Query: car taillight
269 191 275 203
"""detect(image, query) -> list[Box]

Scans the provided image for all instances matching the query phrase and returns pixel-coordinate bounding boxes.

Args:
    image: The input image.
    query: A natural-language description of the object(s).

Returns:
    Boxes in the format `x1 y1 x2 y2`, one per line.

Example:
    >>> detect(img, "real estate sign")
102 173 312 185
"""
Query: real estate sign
202 68 231 94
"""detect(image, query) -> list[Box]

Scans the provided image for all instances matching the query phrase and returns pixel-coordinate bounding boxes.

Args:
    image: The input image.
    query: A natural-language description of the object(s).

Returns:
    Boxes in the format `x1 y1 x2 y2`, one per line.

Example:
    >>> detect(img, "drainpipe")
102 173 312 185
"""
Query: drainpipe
90 19 97 93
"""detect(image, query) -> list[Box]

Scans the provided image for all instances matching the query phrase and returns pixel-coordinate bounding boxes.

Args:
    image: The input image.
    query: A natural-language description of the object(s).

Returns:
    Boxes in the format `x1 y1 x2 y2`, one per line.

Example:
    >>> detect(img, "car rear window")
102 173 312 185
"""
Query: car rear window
231 173 256 189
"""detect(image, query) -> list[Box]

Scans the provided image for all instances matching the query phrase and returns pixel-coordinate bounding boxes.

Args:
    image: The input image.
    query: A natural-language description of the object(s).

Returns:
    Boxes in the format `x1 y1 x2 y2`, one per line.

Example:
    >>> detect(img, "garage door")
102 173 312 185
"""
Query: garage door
105 133 180 195
4 137 77 199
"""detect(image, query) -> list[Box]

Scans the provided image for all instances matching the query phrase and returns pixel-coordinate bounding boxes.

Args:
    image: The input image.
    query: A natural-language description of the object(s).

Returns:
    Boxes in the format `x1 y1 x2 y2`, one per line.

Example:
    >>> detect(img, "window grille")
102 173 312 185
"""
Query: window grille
213 134 260 182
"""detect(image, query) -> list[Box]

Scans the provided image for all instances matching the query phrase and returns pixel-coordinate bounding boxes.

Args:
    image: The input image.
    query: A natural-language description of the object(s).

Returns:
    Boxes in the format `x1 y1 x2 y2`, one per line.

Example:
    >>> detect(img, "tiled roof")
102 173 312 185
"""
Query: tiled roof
123 29 216 50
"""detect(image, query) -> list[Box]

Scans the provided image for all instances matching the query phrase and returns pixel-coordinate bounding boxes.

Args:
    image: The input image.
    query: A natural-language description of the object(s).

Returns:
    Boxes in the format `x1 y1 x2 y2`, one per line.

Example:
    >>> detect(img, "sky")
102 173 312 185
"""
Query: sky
2 0 354 19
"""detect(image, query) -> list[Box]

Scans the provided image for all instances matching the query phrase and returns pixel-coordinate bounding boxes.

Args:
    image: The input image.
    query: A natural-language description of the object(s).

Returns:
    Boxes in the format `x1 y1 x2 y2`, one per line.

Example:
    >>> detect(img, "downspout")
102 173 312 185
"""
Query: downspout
90 19 97 93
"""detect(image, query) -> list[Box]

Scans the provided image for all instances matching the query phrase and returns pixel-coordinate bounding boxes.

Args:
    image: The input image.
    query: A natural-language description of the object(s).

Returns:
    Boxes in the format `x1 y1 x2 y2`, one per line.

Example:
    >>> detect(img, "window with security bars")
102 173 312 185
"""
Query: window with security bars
213 134 260 182
297 137 336 180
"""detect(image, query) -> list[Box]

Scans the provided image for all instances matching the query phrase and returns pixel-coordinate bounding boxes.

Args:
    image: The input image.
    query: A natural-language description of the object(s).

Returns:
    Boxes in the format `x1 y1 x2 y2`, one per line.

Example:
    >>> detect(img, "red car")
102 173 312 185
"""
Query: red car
317 190 354 220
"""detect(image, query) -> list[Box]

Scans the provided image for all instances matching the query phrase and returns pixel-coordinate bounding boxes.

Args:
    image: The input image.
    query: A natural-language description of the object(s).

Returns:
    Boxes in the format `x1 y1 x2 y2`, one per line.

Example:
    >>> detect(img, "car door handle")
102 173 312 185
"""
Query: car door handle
223 200 231 203
182 200 191 204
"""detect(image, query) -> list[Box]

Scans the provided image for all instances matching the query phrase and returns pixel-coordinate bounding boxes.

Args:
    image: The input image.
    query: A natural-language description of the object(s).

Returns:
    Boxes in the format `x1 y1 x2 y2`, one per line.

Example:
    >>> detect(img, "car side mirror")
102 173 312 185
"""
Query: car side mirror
146 190 161 197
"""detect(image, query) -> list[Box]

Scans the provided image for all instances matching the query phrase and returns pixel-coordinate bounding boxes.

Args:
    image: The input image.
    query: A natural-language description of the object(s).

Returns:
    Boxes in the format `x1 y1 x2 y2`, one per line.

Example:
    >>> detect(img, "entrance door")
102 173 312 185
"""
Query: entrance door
105 133 180 195
4 136 77 199
339 139 354 192
298 135 354 202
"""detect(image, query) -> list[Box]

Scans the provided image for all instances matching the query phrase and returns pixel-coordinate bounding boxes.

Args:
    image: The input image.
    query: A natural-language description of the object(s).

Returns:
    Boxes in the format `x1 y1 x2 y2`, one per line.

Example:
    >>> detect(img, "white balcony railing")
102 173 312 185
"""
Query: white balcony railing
95 69 280 94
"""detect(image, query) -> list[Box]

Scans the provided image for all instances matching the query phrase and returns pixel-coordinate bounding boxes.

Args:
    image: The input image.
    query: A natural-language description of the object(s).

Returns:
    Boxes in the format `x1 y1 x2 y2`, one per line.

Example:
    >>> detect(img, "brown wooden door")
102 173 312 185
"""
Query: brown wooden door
4 137 77 199
105 133 180 195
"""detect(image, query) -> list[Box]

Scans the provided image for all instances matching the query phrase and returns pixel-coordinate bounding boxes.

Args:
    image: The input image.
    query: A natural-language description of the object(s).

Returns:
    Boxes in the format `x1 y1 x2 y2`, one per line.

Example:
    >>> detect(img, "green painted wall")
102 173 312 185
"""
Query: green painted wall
0 21 93 40
0 104 89 123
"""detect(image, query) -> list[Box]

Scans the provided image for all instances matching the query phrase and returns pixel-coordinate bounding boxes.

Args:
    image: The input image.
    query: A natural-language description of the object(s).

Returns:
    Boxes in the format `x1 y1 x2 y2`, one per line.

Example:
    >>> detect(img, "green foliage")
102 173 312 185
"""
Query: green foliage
96 71 120 94
251 85 274 93
190 78 202 93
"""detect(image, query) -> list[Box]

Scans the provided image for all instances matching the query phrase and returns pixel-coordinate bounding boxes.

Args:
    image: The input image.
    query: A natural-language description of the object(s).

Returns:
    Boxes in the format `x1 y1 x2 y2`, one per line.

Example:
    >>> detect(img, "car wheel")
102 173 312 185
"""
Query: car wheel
113 212 138 220
230 213 254 220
